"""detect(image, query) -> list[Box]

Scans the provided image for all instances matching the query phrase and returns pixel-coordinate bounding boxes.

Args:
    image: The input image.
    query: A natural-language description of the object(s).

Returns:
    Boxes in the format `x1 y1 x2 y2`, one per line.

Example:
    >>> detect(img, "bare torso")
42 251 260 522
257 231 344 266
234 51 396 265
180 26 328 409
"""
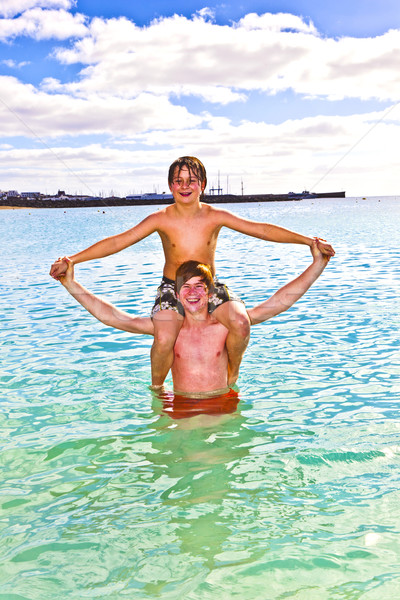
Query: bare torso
154 203 223 279
171 316 229 394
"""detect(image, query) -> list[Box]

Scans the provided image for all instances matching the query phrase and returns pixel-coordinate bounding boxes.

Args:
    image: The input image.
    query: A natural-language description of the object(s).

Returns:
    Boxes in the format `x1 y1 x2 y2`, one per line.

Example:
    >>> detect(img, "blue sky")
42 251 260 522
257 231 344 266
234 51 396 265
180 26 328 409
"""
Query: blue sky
1 0 399 196
74 0 400 38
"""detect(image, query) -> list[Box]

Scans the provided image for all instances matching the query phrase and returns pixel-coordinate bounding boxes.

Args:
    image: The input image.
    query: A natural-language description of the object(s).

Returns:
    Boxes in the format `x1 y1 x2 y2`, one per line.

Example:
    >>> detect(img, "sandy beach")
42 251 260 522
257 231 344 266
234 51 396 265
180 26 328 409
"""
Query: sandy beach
0 206 38 210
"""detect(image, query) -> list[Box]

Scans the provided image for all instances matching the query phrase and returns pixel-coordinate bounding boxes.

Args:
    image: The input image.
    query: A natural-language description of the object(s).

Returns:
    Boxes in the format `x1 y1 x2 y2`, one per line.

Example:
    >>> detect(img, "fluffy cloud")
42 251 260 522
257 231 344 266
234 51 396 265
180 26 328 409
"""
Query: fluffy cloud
1 104 399 196
237 12 317 34
0 0 74 18
46 13 400 103
0 7 87 40
0 76 202 137
1 8 400 196
2 58 29 67
0 144 178 196
2 10 400 101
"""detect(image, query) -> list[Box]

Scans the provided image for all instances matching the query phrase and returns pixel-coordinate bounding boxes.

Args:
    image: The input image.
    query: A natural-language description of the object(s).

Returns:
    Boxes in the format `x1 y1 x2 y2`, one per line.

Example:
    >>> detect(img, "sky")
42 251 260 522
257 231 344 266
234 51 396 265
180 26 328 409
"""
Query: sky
1 0 400 197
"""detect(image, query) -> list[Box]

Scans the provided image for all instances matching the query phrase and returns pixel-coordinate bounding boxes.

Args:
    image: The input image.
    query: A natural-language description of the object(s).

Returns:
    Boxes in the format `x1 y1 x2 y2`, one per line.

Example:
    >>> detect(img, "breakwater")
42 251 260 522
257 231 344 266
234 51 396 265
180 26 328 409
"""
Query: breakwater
0 191 345 209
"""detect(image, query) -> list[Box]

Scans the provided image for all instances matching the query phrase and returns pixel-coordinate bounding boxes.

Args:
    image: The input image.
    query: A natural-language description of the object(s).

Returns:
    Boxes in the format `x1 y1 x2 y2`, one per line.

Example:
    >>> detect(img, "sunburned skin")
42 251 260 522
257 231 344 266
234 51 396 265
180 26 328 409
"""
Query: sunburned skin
171 275 230 394
50 156 334 390
172 316 229 394
50 165 334 283
155 202 222 279
58 240 330 397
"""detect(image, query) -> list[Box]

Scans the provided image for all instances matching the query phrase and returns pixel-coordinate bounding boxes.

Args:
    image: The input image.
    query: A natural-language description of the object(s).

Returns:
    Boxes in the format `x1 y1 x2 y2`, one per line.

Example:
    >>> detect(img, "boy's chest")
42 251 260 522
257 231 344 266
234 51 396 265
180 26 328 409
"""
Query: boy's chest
159 218 219 253
174 324 227 362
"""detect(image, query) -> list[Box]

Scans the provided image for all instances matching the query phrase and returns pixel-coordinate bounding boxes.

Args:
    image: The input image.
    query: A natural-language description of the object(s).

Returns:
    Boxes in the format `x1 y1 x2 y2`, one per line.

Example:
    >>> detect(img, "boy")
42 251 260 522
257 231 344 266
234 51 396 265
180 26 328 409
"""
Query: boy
50 156 334 388
58 239 330 396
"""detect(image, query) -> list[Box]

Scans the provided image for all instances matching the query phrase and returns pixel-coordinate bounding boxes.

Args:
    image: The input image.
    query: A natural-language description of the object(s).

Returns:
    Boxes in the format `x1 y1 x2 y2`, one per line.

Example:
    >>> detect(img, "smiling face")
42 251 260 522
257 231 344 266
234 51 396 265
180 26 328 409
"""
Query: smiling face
177 275 210 315
168 164 206 205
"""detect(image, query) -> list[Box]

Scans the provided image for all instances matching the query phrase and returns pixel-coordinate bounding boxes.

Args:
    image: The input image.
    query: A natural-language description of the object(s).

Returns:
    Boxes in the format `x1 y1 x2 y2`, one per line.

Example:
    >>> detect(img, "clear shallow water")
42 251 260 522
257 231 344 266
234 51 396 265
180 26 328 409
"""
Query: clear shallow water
1 197 400 599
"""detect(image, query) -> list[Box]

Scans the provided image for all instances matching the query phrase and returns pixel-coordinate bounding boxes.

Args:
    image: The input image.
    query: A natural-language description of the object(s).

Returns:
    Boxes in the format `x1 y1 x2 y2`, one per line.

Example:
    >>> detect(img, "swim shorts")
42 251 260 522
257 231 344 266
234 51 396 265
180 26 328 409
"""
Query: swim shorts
160 388 240 419
150 275 244 318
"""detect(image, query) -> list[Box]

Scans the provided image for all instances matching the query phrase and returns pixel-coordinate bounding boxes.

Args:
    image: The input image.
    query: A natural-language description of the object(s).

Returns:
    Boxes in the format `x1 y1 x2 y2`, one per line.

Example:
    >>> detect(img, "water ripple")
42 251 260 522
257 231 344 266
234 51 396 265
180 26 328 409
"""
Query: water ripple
1 199 400 599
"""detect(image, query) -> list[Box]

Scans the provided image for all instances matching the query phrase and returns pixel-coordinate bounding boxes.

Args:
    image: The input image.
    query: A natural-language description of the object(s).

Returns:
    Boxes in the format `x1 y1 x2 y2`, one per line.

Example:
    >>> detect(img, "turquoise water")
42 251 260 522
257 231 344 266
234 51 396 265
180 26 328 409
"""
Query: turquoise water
1 197 400 599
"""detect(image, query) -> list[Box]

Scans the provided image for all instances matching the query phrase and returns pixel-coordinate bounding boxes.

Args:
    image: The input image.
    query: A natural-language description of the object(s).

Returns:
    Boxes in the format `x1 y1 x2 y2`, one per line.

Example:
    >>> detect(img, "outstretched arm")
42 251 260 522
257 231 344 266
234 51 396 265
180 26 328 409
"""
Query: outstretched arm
247 239 330 325
50 212 159 280
217 208 335 256
58 258 154 335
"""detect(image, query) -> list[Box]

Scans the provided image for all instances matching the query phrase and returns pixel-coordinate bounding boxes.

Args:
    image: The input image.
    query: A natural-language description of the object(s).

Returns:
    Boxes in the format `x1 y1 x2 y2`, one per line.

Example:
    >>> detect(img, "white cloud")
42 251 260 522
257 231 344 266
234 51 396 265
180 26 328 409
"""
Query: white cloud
2 58 29 67
1 8 400 196
194 7 215 21
2 10 399 102
0 76 202 137
1 102 399 196
237 12 317 34
0 144 177 196
45 12 400 103
0 7 87 41
0 0 74 18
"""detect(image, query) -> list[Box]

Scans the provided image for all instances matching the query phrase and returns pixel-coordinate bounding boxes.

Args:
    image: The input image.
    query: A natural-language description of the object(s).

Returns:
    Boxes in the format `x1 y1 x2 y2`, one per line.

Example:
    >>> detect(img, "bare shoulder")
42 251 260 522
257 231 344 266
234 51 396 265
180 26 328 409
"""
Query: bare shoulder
138 206 168 229
209 313 228 331
204 204 237 224
204 204 264 234
209 318 229 345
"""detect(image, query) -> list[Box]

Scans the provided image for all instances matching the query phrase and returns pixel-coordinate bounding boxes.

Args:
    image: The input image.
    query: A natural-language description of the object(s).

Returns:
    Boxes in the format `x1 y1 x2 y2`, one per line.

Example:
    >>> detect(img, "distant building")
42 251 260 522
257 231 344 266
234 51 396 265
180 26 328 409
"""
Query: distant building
126 192 173 200
209 186 223 195
21 192 41 198
7 190 19 198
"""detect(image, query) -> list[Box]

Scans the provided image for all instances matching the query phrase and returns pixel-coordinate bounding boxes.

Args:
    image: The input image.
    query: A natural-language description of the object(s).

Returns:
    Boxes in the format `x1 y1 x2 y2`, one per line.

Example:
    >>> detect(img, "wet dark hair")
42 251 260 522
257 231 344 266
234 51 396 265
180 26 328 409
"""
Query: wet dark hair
175 261 214 294
168 156 207 200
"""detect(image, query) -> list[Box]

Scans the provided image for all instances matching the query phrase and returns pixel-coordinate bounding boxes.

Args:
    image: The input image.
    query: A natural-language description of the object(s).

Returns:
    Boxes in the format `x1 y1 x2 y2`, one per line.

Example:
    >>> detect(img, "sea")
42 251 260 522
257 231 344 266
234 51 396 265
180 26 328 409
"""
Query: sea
1 196 399 599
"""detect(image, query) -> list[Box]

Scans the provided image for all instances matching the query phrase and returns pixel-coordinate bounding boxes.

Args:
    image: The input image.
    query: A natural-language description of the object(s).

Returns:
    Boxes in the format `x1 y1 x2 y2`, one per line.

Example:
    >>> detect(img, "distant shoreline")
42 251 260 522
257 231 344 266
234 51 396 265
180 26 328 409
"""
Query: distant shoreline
0 205 39 210
0 191 345 210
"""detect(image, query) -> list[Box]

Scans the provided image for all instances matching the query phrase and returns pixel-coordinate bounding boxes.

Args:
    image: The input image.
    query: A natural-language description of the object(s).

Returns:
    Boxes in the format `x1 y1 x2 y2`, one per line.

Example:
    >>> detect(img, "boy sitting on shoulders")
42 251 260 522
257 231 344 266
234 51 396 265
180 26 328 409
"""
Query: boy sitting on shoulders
57 240 330 397
50 156 334 389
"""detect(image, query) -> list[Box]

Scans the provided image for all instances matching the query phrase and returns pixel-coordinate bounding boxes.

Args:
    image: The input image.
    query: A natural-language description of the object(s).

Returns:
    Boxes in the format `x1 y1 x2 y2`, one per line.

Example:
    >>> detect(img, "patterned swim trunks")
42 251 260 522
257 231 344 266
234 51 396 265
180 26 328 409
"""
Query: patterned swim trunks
150 275 244 318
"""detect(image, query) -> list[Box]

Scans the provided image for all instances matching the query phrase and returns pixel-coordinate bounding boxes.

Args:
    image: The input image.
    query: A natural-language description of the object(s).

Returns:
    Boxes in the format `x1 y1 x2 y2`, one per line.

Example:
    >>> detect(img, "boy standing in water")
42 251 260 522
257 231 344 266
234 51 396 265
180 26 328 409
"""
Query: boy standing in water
57 240 330 397
50 156 334 388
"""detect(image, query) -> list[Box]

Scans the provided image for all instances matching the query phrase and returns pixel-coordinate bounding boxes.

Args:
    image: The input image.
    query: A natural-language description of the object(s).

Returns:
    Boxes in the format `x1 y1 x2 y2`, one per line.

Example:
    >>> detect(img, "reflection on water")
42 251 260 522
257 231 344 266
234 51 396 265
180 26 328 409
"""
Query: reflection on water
1 198 400 599
156 388 240 420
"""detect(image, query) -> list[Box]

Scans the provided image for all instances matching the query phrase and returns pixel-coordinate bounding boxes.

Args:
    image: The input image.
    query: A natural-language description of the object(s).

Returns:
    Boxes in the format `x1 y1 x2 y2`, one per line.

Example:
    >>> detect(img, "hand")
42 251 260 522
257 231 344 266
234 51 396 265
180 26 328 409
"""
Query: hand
53 256 75 286
311 238 331 264
50 256 70 280
314 237 335 257
61 256 75 284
